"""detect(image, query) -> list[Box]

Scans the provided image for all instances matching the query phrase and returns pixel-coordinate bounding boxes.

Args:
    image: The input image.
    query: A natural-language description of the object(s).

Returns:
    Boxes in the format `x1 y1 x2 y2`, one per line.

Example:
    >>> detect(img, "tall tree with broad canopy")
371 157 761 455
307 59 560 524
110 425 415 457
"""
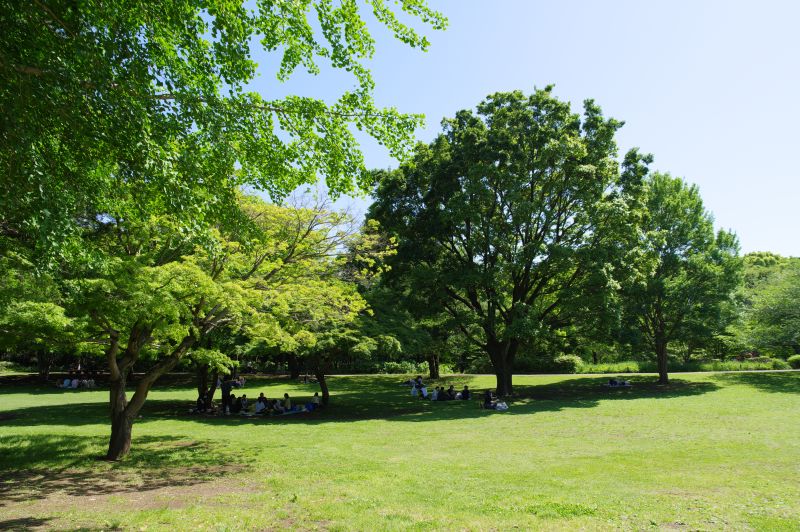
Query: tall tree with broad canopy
622 172 742 384
1 0 446 260
369 88 650 395
1 0 445 459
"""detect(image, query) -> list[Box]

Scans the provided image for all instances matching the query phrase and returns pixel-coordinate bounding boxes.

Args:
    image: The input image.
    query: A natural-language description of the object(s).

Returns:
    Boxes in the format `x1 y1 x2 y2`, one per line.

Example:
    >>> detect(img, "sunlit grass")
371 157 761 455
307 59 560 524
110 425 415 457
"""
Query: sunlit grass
1 372 799 530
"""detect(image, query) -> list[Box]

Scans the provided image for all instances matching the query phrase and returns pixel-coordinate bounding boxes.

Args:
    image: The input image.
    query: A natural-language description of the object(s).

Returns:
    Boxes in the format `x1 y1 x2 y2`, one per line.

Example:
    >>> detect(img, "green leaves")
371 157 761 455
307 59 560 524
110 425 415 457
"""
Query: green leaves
0 0 446 260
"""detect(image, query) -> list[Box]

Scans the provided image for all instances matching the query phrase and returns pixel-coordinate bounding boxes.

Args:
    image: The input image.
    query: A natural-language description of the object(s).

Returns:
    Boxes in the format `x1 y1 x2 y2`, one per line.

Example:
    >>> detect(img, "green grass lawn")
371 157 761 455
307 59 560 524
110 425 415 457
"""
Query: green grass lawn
1 372 799 531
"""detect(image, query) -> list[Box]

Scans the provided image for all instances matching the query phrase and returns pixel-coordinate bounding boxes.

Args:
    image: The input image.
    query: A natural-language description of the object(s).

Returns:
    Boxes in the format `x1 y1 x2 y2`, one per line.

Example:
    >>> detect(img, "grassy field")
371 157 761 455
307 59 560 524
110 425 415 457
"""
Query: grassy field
1 372 799 531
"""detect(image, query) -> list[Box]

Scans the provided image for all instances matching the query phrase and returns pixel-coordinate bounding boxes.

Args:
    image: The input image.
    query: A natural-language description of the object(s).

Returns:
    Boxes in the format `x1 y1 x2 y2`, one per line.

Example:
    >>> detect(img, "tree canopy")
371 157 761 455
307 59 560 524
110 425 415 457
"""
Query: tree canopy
369 88 650 395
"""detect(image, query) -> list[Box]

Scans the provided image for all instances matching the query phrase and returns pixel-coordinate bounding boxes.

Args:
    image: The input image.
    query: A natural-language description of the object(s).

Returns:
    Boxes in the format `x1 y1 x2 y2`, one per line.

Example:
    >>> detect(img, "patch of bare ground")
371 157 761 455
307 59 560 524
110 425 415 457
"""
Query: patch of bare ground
0 464 253 530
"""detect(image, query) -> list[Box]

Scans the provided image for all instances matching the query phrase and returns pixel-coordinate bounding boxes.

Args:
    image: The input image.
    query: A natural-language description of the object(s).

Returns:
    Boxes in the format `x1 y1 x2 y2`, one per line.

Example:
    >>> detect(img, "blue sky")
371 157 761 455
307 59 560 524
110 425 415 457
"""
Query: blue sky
251 0 800 256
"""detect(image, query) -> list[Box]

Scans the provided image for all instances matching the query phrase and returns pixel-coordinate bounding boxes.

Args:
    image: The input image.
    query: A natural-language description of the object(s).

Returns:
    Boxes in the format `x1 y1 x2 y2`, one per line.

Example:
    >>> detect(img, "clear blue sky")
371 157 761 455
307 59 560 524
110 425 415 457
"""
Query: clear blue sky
251 0 800 256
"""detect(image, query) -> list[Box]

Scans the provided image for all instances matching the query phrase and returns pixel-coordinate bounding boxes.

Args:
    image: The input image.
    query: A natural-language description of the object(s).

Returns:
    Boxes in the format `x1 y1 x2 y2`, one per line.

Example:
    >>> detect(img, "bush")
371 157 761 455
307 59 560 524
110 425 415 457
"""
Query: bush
788 355 800 369
376 361 428 374
552 354 583 374
578 361 640 374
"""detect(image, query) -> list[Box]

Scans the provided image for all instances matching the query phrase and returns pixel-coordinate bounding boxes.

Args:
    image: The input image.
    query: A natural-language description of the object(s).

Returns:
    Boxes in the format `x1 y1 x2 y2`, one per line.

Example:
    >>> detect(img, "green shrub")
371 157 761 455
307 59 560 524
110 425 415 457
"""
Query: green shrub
377 361 428 374
788 355 800 369
552 354 583 374
770 358 790 370
578 361 640 374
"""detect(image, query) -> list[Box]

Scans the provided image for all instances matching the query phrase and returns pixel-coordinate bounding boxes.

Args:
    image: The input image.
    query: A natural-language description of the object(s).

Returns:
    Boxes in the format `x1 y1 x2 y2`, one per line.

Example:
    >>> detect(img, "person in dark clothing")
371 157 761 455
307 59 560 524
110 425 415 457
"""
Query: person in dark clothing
461 385 471 400
437 387 449 401
447 385 456 400
221 376 233 414
483 390 496 409
229 393 241 414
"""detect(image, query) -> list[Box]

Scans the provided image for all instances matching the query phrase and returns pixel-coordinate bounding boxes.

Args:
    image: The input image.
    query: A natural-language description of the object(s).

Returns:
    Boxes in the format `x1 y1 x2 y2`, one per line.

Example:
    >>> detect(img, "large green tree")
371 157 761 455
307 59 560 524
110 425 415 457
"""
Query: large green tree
622 173 742 384
1 0 445 259
370 88 650 395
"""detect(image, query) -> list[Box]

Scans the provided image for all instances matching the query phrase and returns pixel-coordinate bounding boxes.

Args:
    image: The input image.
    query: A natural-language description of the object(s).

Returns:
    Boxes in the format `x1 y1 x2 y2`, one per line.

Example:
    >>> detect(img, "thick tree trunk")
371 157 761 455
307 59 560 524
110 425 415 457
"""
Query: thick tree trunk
107 410 133 460
288 354 301 380
656 338 669 385
106 373 132 460
592 350 598 365
427 353 440 379
488 340 517 397
316 371 329 406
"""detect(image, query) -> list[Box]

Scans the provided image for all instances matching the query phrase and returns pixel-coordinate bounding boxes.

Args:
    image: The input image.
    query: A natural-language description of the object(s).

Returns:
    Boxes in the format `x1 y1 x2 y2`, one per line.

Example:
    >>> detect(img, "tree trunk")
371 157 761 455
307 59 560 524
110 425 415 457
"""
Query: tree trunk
427 353 440 379
106 373 132 460
316 371 329 406
592 350 598 364
488 341 516 397
656 338 669 385
36 351 52 382
107 410 133 461
197 363 209 398
205 369 219 407
288 354 301 380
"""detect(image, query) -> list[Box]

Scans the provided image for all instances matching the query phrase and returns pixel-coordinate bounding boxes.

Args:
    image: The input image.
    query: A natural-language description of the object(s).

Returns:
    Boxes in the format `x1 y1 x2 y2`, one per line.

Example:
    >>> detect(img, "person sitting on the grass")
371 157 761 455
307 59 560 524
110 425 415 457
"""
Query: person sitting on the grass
71 378 79 389
312 392 322 407
447 385 456 400
436 387 448 401
483 390 497 409
283 393 292 412
230 393 241 414
460 385 471 400
254 396 266 414
430 386 439 401
60 378 71 389
271 399 283 414
239 394 249 412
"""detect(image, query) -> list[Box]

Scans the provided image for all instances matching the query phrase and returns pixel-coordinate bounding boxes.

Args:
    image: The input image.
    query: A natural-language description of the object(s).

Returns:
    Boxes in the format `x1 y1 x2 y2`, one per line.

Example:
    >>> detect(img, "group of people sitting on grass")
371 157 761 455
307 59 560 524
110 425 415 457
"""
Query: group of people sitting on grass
57 372 98 389
606 378 632 388
194 387 322 416
406 376 473 402
431 384 471 401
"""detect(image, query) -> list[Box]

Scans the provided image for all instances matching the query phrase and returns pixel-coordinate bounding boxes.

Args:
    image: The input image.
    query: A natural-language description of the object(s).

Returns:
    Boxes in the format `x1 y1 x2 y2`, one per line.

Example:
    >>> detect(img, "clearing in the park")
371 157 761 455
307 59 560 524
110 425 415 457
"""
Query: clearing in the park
1 372 799 530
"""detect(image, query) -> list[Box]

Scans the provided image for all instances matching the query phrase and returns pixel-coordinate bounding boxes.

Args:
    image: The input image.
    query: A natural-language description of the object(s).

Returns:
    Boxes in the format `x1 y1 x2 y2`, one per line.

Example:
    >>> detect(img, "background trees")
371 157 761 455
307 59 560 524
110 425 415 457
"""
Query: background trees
370 88 650 395
621 173 742 383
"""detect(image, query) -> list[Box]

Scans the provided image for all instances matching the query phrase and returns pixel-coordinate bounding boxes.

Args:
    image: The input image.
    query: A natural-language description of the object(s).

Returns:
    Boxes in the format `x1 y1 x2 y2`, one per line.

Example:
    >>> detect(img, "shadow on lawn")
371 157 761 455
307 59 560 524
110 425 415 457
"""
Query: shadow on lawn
710 371 800 395
0 433 243 506
0 375 721 429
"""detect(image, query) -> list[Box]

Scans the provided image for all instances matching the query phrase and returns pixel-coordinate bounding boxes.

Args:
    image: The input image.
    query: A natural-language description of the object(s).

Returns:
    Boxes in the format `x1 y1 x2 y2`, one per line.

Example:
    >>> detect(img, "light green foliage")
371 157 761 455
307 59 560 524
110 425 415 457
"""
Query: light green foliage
732 253 800 356
622 173 742 381
788 355 800 369
1 372 799 529
0 0 446 258
370 88 650 394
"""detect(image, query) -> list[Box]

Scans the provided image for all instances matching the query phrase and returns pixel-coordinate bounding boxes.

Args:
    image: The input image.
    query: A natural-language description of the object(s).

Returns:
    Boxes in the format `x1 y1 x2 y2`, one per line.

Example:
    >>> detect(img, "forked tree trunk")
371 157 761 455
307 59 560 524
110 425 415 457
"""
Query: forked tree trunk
656 338 669 385
427 353 440 379
205 369 219 407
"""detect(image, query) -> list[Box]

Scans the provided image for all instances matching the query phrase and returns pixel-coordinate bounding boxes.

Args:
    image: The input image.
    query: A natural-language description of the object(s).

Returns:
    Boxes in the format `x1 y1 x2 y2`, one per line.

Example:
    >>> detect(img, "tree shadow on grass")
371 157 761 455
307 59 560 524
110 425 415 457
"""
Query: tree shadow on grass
0 433 244 506
0 376 720 429
0 517 54 530
710 371 800 395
